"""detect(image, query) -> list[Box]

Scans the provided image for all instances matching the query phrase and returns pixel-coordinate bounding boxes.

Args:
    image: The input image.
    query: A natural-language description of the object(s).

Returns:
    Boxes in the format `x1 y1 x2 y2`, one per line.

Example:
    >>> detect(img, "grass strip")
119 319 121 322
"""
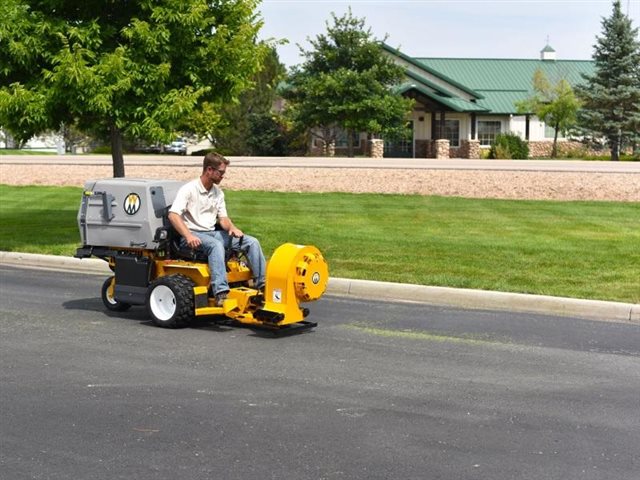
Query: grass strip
0 149 56 155
1 184 638 303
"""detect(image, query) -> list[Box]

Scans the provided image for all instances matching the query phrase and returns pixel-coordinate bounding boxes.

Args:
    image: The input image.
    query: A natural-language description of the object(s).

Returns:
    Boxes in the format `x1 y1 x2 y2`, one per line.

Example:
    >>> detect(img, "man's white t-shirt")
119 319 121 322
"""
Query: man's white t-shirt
169 178 228 232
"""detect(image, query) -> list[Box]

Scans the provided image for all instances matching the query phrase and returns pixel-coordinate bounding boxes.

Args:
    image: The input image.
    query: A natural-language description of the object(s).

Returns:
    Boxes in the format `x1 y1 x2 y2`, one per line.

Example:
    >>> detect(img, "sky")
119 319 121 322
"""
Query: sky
257 0 640 68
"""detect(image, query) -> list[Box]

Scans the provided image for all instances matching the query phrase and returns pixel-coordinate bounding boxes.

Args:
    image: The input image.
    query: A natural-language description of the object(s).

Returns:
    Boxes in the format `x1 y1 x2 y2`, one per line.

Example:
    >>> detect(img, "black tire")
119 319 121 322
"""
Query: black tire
146 274 195 328
101 276 131 312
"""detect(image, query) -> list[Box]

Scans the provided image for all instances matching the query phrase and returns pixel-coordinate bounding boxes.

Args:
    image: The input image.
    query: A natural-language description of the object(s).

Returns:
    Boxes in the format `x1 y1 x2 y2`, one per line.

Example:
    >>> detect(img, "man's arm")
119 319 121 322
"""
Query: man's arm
168 212 202 249
218 216 244 238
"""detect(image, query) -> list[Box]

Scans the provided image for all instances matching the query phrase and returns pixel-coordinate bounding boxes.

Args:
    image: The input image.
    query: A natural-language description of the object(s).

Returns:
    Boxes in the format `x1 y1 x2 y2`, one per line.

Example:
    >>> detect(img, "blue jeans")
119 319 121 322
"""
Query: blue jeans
187 230 266 295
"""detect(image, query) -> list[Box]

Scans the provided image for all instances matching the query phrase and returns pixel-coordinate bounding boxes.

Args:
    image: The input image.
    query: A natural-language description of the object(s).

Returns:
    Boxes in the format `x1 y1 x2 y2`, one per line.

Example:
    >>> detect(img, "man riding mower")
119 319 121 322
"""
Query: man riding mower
75 178 328 334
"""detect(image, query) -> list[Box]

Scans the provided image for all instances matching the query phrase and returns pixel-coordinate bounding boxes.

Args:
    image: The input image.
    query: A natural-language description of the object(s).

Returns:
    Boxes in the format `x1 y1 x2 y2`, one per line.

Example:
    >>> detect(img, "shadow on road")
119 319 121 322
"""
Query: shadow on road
61 297 291 338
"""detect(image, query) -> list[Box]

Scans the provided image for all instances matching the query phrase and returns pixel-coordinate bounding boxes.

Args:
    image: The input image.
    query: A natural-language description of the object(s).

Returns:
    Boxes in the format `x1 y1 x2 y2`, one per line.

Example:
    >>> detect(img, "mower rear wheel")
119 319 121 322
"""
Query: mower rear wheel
101 276 131 312
146 274 195 328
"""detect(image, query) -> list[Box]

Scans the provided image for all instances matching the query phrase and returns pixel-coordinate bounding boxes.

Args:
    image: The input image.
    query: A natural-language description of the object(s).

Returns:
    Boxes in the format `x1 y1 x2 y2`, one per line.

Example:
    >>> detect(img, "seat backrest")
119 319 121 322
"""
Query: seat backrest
156 208 208 262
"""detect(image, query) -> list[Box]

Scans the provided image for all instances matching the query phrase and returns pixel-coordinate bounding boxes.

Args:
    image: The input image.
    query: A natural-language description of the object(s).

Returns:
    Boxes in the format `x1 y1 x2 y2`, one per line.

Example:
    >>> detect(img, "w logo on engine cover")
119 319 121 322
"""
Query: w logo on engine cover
123 193 141 215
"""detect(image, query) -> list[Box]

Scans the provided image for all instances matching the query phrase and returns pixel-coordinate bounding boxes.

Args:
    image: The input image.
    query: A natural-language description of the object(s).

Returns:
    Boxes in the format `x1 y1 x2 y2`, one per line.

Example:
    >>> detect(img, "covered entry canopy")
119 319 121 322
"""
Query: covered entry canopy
397 79 489 140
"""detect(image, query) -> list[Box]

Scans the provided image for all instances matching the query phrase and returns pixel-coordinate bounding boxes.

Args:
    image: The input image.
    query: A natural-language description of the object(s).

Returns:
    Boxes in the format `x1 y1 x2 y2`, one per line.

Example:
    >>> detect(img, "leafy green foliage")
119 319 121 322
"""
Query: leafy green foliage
245 113 307 156
516 70 581 158
188 46 288 155
577 0 640 160
0 0 266 175
246 113 285 155
489 133 530 159
284 10 413 156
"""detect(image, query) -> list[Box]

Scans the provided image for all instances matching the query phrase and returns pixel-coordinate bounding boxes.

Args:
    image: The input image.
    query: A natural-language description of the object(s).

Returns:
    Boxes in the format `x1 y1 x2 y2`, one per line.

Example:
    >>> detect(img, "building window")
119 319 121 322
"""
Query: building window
443 119 460 147
478 121 501 146
544 124 557 138
335 128 359 148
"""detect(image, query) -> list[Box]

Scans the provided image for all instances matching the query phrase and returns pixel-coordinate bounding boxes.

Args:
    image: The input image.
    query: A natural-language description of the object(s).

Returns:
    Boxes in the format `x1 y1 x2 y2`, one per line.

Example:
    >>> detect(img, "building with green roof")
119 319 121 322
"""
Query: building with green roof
377 43 594 158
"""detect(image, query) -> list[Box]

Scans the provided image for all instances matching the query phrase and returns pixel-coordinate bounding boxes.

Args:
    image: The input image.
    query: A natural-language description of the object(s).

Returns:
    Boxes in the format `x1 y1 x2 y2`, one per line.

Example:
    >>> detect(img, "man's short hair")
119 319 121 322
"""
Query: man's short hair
203 152 230 172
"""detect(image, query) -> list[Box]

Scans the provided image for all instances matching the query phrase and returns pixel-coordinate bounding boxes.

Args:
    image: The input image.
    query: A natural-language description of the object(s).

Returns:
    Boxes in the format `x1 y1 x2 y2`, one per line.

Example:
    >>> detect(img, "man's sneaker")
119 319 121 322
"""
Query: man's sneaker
215 291 229 307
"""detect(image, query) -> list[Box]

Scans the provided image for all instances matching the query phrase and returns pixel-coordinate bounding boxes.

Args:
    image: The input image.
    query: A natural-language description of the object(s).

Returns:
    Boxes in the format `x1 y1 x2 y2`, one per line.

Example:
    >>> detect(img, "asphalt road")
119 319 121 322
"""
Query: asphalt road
1 266 640 480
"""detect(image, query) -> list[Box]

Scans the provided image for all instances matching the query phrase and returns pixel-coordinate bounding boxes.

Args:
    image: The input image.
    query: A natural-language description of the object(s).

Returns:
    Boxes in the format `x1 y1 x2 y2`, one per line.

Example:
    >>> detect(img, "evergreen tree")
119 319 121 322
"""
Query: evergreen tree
285 10 413 157
578 0 640 160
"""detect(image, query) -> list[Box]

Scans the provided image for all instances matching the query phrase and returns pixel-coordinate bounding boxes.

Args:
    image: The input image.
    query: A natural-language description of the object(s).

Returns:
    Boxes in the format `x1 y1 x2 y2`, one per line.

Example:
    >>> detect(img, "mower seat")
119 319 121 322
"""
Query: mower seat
169 228 246 264
170 229 209 262
154 224 208 262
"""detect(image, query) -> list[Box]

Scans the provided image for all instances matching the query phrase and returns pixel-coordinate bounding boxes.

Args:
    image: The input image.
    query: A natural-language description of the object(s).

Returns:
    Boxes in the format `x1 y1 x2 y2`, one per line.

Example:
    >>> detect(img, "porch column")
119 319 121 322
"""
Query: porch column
431 112 437 139
368 139 384 158
435 139 450 159
439 111 446 139
471 113 477 140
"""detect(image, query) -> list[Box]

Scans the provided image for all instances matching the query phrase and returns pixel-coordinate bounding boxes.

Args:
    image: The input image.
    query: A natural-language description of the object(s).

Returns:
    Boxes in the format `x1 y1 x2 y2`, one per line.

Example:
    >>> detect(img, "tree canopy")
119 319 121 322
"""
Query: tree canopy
0 0 266 175
199 46 287 155
284 10 413 157
578 0 640 160
516 70 581 158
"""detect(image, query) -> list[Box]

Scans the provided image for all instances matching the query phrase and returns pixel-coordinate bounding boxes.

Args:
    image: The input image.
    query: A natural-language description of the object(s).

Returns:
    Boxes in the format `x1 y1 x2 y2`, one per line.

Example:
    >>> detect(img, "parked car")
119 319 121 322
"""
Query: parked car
165 138 187 155
137 143 162 154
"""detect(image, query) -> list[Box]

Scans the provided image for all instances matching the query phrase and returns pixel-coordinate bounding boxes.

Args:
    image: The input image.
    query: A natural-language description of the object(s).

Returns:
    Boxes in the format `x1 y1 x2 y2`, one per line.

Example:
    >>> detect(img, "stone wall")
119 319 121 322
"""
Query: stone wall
528 141 554 158
416 139 479 159
528 140 606 158
311 137 611 159
460 139 481 159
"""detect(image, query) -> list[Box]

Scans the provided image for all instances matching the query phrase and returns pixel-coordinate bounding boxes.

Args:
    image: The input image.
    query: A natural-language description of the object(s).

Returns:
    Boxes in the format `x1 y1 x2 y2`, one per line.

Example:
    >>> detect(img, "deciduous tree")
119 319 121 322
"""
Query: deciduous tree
284 10 412 157
198 46 286 154
0 0 266 176
516 70 581 158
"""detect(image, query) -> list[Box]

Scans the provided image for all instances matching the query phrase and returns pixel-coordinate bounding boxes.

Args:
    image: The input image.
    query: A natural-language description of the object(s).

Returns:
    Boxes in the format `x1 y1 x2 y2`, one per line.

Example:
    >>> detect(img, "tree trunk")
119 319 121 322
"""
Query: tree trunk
610 131 620 161
110 123 125 177
552 123 559 158
347 128 354 158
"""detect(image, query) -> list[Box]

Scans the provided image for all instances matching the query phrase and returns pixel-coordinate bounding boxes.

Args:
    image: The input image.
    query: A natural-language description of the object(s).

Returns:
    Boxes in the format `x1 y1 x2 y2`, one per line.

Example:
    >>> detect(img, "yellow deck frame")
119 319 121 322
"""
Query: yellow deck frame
148 243 328 329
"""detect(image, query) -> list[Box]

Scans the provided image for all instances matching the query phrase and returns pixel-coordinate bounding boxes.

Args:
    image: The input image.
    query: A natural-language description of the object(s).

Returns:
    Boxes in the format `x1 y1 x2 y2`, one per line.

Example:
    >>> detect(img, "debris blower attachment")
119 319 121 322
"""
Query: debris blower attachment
75 178 328 334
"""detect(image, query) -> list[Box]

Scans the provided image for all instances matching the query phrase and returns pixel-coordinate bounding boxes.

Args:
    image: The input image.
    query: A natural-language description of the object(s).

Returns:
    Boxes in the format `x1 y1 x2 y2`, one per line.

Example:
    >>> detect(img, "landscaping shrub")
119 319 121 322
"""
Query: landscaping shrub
90 145 111 154
489 132 529 159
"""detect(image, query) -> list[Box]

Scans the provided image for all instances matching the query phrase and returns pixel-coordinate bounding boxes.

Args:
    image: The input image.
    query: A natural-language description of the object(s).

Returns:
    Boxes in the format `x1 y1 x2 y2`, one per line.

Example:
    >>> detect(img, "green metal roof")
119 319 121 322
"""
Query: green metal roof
415 58 594 90
474 90 531 114
397 82 488 112
404 69 459 99
382 44 482 99
413 57 595 113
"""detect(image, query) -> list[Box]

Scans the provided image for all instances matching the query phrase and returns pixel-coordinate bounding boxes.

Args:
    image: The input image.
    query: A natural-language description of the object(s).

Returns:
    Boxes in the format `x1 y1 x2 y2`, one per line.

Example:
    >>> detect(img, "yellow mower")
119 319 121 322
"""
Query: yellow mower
75 178 328 334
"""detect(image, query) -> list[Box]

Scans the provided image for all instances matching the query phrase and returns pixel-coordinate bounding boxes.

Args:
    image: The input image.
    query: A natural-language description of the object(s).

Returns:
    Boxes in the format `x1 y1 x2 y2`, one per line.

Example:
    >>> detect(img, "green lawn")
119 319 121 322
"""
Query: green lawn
1 184 638 303
0 149 56 155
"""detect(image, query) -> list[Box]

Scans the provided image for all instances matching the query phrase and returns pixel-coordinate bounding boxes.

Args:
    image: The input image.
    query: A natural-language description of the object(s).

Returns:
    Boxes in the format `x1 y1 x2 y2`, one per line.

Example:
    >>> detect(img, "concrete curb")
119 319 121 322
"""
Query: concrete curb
1 251 111 275
328 278 640 324
1 251 638 324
